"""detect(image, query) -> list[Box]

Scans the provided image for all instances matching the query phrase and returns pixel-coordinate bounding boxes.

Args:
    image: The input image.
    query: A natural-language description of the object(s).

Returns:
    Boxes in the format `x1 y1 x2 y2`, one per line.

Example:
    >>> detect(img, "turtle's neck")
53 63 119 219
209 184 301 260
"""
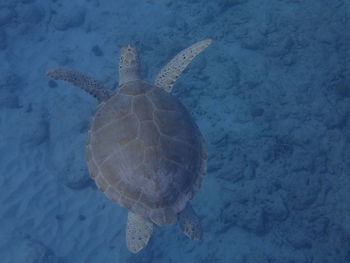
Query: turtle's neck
119 45 140 85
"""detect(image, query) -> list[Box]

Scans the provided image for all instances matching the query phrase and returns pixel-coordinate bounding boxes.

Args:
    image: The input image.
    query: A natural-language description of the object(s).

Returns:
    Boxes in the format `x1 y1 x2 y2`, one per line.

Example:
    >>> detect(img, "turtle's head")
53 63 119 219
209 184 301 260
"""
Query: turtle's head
119 45 140 85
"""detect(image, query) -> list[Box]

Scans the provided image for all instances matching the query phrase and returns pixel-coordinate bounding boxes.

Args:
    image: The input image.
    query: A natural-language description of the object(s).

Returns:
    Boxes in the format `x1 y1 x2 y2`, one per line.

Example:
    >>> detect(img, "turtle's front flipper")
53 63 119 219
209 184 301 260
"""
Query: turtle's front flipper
178 203 202 240
126 211 153 253
46 68 111 102
154 39 212 93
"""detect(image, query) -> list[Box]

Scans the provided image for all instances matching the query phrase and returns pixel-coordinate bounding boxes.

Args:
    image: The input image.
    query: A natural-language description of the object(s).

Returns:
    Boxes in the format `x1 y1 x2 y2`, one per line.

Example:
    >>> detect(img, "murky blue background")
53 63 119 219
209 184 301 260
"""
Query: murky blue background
1 0 350 262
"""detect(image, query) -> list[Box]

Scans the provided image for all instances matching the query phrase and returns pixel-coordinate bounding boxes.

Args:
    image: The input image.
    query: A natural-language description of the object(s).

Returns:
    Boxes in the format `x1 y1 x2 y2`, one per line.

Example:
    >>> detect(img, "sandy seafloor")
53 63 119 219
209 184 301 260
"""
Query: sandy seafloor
1 0 350 262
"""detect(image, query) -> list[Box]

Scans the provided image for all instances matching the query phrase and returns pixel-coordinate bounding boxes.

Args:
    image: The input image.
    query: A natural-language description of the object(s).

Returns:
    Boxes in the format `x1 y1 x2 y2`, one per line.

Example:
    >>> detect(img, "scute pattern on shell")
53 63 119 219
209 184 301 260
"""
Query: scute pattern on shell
87 80 207 225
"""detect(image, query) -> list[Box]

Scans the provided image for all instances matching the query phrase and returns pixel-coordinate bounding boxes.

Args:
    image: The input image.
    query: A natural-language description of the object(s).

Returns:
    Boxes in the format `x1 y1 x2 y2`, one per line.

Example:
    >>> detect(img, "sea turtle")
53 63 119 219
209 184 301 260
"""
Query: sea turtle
46 39 211 253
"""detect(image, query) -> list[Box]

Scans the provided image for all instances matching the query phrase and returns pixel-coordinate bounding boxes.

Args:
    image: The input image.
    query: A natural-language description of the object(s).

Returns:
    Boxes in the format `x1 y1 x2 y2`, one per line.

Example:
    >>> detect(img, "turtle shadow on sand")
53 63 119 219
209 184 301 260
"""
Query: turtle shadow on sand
46 39 212 253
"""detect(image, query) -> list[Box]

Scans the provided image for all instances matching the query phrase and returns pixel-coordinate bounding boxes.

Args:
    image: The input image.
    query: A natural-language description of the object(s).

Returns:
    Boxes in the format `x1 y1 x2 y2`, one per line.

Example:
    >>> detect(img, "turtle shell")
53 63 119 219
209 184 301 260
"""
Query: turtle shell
86 80 207 225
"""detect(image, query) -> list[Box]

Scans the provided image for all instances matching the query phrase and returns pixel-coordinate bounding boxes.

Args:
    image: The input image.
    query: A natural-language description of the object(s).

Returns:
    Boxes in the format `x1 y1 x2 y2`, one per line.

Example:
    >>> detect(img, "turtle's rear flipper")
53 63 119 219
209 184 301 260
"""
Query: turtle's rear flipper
46 68 111 102
126 211 153 253
178 203 202 240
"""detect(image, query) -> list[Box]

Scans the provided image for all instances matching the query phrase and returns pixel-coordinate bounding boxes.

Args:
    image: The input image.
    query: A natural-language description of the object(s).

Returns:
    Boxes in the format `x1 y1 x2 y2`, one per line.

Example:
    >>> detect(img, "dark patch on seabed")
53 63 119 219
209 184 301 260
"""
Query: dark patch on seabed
0 0 350 262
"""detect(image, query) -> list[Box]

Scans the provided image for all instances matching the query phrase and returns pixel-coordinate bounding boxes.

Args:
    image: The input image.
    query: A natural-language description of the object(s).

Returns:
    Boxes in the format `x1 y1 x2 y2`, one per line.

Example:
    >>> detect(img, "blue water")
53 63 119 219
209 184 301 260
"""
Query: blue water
1 0 350 262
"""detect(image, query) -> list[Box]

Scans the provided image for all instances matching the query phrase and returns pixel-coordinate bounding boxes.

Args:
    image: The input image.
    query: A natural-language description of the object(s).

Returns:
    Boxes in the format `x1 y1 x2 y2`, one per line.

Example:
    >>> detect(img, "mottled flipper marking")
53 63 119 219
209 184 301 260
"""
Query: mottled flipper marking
178 203 202 240
46 68 111 102
126 211 153 253
154 39 212 93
